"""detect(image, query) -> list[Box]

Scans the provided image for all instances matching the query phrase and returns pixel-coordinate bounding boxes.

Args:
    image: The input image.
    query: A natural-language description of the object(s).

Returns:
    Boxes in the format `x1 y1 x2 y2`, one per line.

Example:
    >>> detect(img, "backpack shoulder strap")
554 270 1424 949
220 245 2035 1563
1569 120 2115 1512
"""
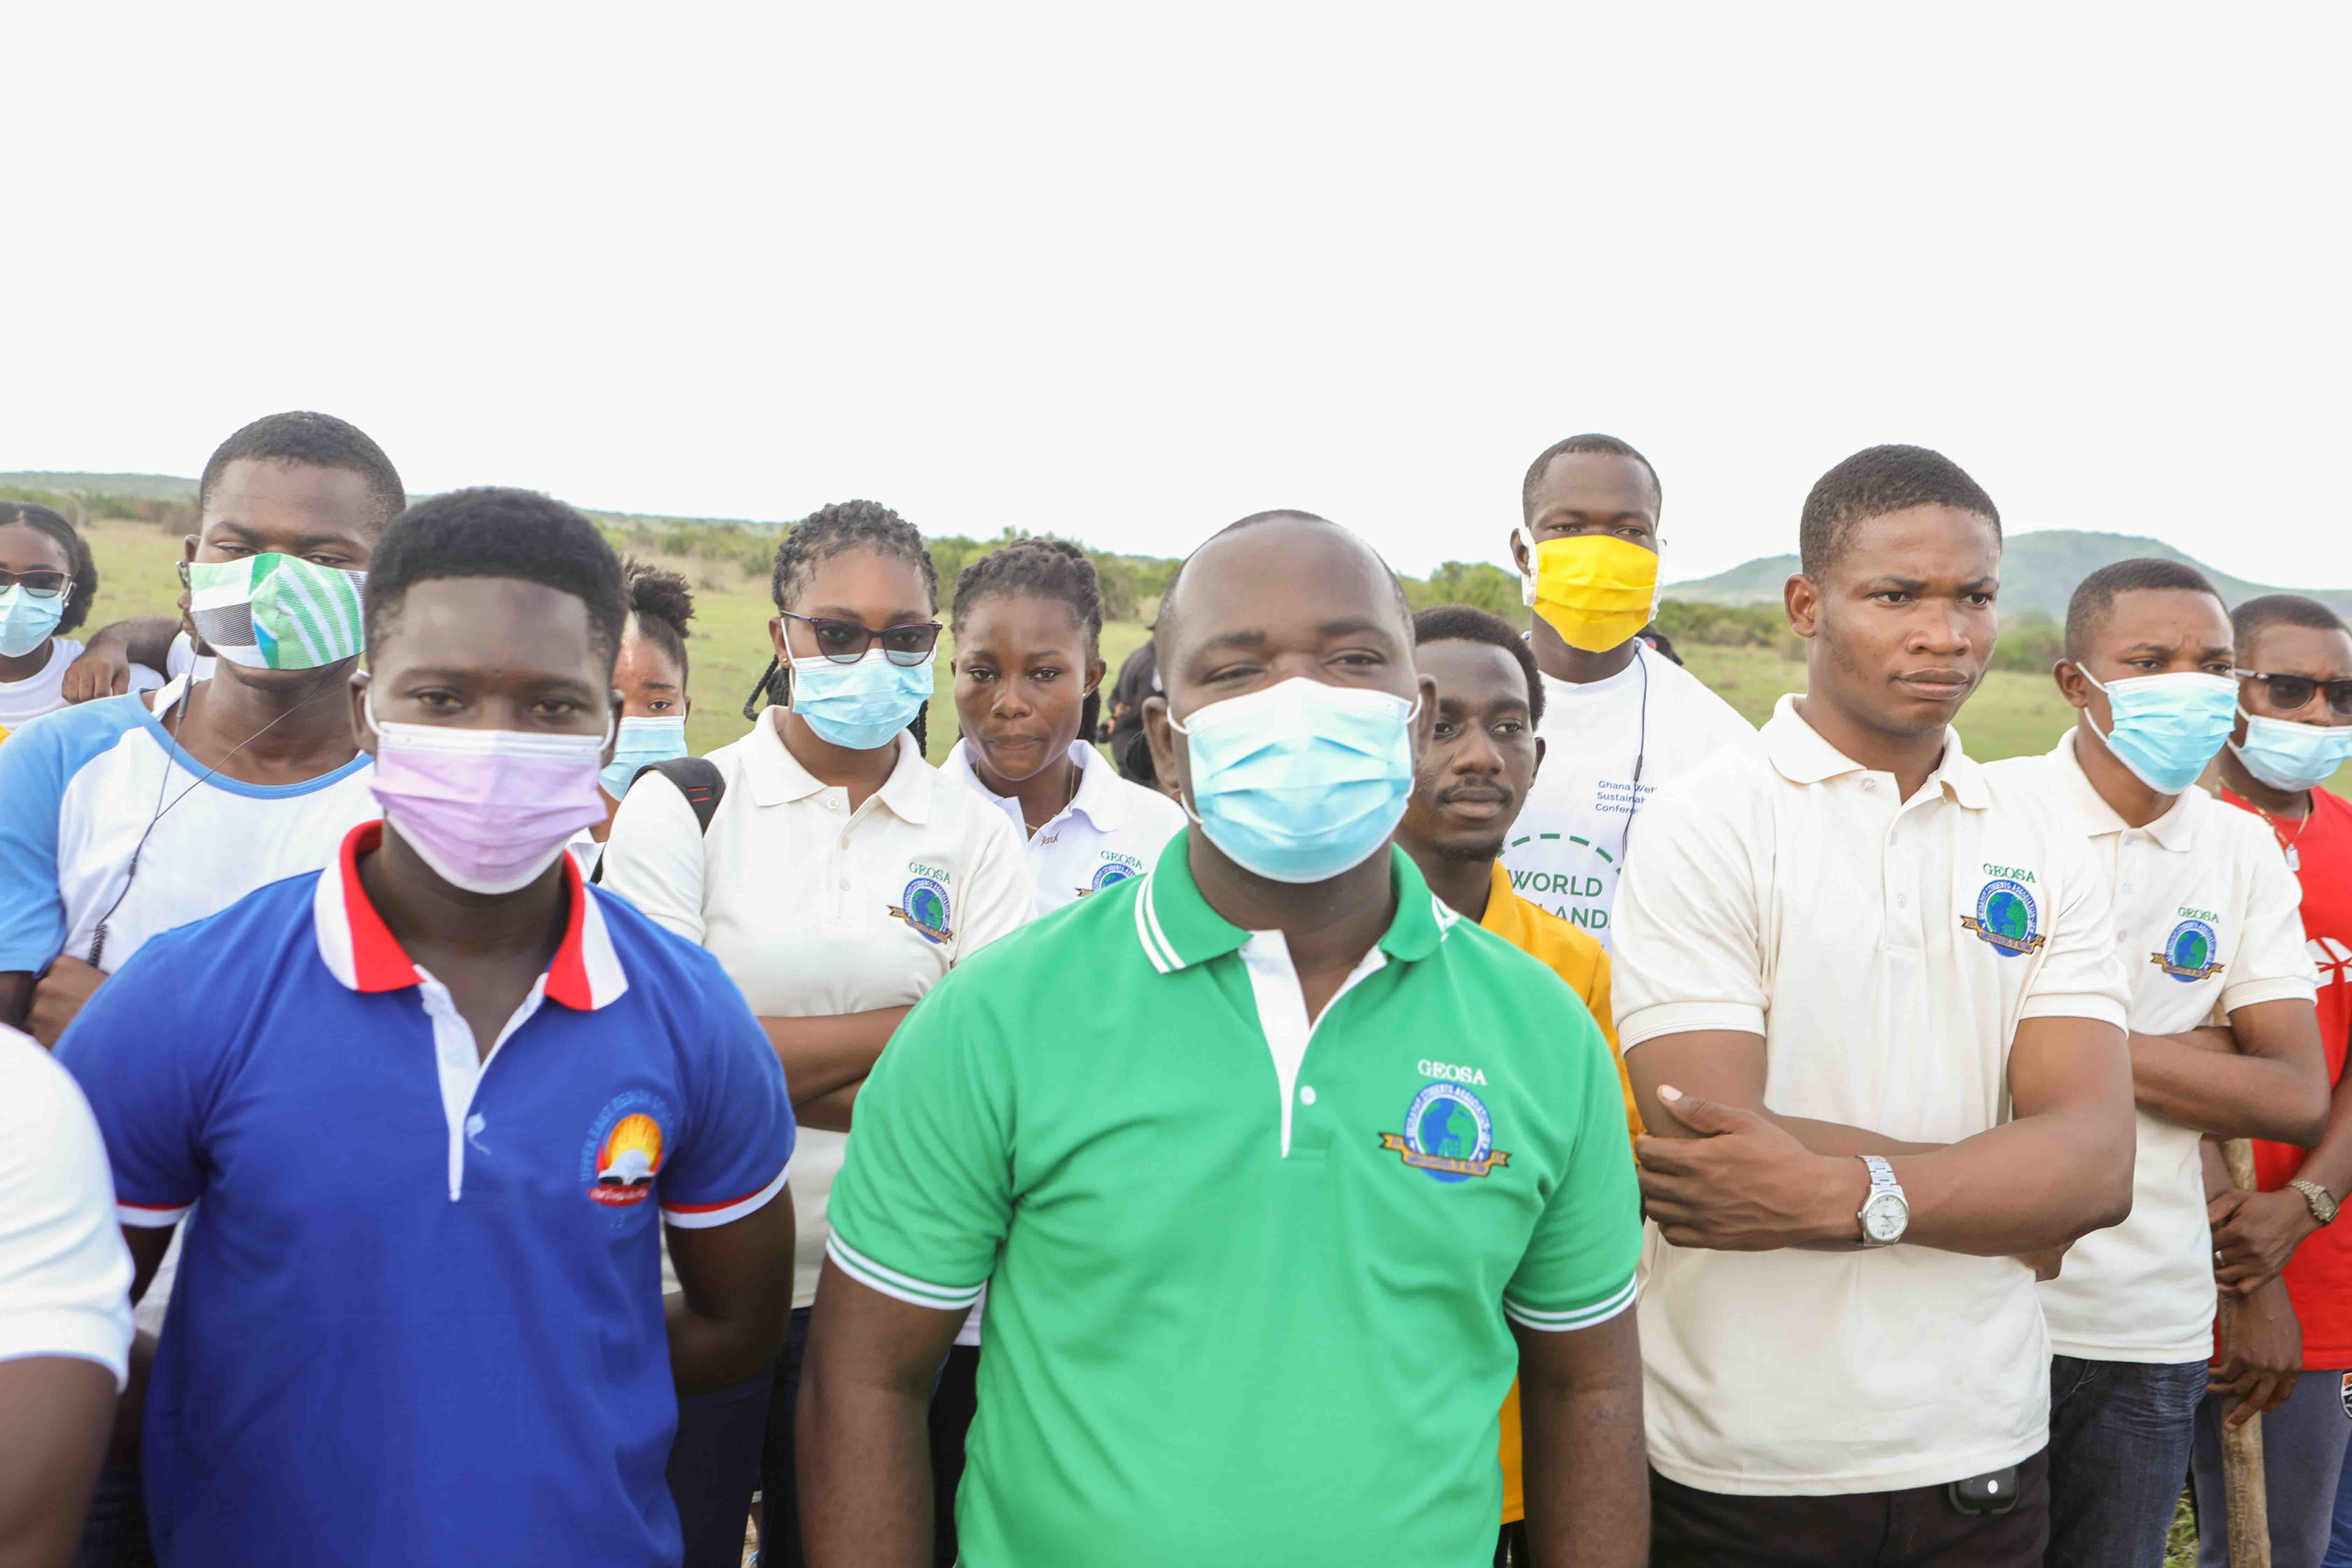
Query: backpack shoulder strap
637 756 727 835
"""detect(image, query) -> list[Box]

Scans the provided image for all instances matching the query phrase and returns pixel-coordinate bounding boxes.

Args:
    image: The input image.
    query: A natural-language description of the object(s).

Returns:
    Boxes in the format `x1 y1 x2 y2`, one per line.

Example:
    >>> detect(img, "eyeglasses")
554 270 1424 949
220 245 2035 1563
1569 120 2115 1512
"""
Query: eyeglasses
0 568 71 598
2232 668 2352 718
780 610 942 666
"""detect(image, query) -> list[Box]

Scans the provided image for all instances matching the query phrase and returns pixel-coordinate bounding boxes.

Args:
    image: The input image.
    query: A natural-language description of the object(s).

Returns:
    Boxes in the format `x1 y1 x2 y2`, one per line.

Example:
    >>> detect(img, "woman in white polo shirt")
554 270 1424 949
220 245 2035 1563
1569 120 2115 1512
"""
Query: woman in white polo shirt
600 500 1031 1568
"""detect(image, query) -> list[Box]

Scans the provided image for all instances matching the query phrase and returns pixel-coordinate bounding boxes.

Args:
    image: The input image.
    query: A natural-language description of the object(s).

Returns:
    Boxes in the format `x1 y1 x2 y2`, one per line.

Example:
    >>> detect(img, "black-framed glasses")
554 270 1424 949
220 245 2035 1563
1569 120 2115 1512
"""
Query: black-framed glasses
779 609 942 666
0 568 71 598
2233 668 2352 718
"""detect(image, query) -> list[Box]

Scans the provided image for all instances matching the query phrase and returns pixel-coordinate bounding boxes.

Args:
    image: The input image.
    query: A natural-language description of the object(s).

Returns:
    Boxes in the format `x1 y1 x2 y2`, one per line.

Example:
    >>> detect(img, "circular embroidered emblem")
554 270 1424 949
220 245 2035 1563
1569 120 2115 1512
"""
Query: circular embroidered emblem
1402 1082 1495 1185
1965 877 2044 958
2154 918 2222 983
1090 860 1138 892
890 875 953 944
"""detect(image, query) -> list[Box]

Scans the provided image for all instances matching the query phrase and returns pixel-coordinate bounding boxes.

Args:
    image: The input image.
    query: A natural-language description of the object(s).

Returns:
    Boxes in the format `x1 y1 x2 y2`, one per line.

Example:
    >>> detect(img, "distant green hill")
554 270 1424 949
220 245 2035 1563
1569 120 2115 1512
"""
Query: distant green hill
1668 530 2352 622
1 471 198 502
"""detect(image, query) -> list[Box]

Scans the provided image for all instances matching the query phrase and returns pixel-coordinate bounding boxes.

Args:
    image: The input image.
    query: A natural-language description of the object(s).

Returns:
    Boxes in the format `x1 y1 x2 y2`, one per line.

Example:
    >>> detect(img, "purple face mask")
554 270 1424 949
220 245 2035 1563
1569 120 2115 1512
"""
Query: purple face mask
365 700 611 894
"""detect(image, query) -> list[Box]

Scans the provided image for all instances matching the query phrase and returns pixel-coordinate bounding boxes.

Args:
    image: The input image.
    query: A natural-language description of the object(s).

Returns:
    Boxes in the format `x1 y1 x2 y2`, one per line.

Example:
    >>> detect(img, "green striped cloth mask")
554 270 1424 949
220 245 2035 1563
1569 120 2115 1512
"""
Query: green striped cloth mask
186 554 368 670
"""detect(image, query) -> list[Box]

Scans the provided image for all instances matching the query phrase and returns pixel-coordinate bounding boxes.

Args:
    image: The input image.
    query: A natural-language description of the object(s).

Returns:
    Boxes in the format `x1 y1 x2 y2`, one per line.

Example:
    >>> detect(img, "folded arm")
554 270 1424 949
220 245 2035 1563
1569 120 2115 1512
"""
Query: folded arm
2132 1000 2329 1146
1633 1014 2135 1256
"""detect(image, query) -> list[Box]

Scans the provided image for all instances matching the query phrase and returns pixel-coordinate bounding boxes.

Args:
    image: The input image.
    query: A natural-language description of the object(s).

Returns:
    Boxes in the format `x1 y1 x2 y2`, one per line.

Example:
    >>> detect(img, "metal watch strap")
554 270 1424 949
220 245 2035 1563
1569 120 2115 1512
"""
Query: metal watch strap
2288 1177 2340 1227
1858 1154 1904 1246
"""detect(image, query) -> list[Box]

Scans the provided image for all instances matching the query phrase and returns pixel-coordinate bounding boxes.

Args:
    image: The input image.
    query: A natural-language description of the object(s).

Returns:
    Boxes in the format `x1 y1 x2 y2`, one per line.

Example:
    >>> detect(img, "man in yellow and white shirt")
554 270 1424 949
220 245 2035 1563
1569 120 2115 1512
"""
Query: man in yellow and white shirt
1611 446 2135 1566
1393 605 1640 1565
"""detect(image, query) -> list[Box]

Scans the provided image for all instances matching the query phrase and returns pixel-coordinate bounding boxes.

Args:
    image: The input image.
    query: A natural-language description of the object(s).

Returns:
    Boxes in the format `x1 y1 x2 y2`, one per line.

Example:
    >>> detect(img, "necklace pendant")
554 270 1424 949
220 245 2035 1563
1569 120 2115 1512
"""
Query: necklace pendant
2286 845 2300 871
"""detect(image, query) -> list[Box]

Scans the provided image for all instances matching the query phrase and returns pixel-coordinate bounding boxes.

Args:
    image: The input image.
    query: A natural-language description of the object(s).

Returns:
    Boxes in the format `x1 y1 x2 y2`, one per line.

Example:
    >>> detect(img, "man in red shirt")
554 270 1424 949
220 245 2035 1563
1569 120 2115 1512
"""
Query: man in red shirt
2194 593 2352 1567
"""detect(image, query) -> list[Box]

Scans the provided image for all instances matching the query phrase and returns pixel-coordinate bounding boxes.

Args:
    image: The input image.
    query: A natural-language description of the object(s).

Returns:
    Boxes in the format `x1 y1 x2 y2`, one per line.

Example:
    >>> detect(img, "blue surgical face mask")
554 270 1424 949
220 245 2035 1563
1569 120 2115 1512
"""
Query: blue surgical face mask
2230 709 2352 794
0 585 67 659
788 646 934 751
1172 676 1419 884
601 715 690 798
2077 667 2239 795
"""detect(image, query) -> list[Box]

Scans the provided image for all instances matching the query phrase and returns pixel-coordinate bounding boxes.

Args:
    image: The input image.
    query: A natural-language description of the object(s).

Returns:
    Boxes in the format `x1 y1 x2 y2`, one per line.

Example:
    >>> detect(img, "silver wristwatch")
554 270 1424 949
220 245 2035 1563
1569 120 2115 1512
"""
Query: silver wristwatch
1857 1155 1910 1246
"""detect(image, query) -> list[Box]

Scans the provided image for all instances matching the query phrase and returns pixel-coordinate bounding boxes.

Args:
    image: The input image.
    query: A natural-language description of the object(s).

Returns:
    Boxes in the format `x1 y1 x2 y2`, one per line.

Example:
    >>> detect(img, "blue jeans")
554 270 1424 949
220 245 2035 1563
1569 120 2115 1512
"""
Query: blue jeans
2331 1418 2352 1567
2192 1367 2352 1568
2045 1355 2207 1568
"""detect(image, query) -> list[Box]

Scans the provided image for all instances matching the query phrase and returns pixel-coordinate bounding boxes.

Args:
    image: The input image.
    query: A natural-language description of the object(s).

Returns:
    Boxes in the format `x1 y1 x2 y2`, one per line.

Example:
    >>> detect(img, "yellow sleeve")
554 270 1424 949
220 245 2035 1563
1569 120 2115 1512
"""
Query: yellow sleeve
1583 946 1643 1146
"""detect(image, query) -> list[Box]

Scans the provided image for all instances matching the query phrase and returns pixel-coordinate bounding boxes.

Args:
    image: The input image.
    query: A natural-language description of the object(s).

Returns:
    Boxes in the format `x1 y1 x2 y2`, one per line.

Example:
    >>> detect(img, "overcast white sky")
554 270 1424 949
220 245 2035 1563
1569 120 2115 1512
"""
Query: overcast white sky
7 5 2347 588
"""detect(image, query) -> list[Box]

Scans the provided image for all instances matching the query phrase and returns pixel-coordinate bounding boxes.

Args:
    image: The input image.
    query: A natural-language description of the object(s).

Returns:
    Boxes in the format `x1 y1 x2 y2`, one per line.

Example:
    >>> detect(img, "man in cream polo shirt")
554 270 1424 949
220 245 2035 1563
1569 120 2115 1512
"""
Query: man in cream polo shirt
1612 446 2136 1566
1986 559 2324 1568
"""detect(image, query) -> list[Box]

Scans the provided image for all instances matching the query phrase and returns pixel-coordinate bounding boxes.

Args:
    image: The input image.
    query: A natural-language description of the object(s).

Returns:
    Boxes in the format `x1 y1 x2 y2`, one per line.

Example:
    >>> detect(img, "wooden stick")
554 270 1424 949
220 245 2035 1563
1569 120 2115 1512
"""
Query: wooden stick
2218 1137 2271 1568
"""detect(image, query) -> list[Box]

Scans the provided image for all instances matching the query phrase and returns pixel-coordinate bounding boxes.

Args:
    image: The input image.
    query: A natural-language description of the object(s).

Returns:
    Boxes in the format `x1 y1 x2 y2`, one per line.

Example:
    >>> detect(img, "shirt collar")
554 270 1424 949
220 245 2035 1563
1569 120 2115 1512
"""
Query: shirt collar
311 821 630 1010
1762 693 1990 810
744 714 934 823
1130 831 1457 975
2044 727 2200 850
943 738 1127 835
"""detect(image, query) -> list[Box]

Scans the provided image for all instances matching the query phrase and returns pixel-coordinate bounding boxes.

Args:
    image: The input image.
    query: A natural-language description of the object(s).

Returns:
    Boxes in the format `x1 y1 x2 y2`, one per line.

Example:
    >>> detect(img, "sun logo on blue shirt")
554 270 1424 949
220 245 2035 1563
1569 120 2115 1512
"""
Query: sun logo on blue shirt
584 1107 667 1210
2152 918 2223 983
1961 878 2045 957
1381 1083 1511 1184
888 876 955 945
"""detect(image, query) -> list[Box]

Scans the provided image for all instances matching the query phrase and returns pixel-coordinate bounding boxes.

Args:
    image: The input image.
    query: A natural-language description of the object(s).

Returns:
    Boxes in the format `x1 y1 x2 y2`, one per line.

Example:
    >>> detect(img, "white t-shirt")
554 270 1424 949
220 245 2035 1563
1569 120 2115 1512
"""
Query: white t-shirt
0 1022 133 1389
1611 695 2131 1496
0 676 379 979
1500 644 1759 947
600 718 1033 1308
164 630 217 685
0 638 163 729
1988 731 2317 1363
940 739 1187 917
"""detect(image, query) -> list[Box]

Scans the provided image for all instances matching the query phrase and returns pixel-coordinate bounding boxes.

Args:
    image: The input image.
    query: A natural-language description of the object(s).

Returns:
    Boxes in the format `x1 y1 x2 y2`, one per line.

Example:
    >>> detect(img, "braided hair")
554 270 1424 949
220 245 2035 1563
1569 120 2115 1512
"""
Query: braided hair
0 502 97 637
951 537 1106 742
621 557 695 678
747 499 938 752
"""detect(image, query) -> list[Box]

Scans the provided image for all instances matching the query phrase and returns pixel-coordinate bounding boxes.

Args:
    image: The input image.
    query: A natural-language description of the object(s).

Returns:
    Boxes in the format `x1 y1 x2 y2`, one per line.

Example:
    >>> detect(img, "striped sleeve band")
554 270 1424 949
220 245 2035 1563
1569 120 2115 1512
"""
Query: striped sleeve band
661 1162 789 1230
825 1234 985 1312
117 1200 193 1229
1503 1273 1638 1334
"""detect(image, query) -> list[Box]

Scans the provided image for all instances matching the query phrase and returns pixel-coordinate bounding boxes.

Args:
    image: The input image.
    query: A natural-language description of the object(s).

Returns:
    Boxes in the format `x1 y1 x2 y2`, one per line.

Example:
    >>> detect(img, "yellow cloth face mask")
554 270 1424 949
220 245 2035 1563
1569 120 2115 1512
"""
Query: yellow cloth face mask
1522 532 1661 652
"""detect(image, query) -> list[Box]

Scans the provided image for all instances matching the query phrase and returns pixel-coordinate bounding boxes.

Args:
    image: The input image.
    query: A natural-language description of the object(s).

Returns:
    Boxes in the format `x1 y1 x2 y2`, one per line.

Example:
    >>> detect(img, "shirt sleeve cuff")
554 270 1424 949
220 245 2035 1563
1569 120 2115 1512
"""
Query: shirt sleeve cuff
824 1233 985 1312
2218 976 2319 1015
0 1311 134 1391
115 1199 193 1229
661 1161 789 1230
1617 1002 1766 1051
1503 1273 1638 1334
2015 994 2129 1029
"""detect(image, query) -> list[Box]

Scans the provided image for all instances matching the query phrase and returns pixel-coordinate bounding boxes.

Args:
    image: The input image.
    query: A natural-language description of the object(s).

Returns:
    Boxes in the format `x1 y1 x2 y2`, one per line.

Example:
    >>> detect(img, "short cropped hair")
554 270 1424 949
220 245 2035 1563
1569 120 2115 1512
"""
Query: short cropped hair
953 537 1106 740
1798 445 1999 579
2232 593 2350 649
1412 604 1545 728
199 411 405 528
0 501 97 636
2064 557 2224 661
364 488 626 667
1520 433 1661 523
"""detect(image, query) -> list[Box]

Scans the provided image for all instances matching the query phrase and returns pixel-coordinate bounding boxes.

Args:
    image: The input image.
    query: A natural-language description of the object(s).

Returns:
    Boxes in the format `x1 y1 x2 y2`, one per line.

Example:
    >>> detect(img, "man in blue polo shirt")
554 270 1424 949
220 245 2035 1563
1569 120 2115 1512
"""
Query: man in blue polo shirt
58 489 797 1568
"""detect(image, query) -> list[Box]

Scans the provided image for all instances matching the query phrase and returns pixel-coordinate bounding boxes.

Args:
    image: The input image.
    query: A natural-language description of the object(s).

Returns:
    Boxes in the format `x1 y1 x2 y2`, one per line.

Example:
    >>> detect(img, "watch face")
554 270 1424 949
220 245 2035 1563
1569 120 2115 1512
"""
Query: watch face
1863 1194 1908 1244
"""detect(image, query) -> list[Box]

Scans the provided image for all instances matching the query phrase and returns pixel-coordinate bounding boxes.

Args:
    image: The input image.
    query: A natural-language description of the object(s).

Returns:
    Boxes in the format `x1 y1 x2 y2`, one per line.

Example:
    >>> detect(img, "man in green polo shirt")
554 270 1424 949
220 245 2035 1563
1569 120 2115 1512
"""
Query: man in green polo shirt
802 511 1645 1568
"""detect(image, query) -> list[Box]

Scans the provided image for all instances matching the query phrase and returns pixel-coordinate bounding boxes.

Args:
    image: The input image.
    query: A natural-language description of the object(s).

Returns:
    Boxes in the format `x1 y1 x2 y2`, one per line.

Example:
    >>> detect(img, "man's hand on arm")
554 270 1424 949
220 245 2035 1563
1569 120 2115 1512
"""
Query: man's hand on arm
2130 1000 2330 1146
58 618 181 704
26 959 106 1049
1514 1309 1646 1568
665 1195 796 1397
2209 1051 2352 1298
1633 1015 2134 1257
799 1262 967 1568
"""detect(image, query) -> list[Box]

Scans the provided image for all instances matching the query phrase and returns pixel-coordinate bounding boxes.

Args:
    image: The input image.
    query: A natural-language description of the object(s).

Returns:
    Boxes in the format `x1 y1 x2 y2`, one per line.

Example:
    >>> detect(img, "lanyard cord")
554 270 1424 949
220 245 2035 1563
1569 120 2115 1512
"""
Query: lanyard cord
84 669 348 969
1613 645 1652 873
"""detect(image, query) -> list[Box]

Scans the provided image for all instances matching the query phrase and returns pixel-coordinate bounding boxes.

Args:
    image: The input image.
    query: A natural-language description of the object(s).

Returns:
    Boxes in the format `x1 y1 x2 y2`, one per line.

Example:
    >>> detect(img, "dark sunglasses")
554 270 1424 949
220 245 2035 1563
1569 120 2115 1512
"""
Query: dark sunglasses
0 568 71 598
2233 668 2352 718
779 610 941 667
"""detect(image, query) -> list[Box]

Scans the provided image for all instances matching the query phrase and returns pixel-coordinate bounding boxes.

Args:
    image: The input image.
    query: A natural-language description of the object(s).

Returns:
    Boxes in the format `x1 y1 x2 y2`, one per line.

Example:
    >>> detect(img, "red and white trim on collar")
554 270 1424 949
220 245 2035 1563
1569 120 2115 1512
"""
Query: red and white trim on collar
312 822 630 1010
